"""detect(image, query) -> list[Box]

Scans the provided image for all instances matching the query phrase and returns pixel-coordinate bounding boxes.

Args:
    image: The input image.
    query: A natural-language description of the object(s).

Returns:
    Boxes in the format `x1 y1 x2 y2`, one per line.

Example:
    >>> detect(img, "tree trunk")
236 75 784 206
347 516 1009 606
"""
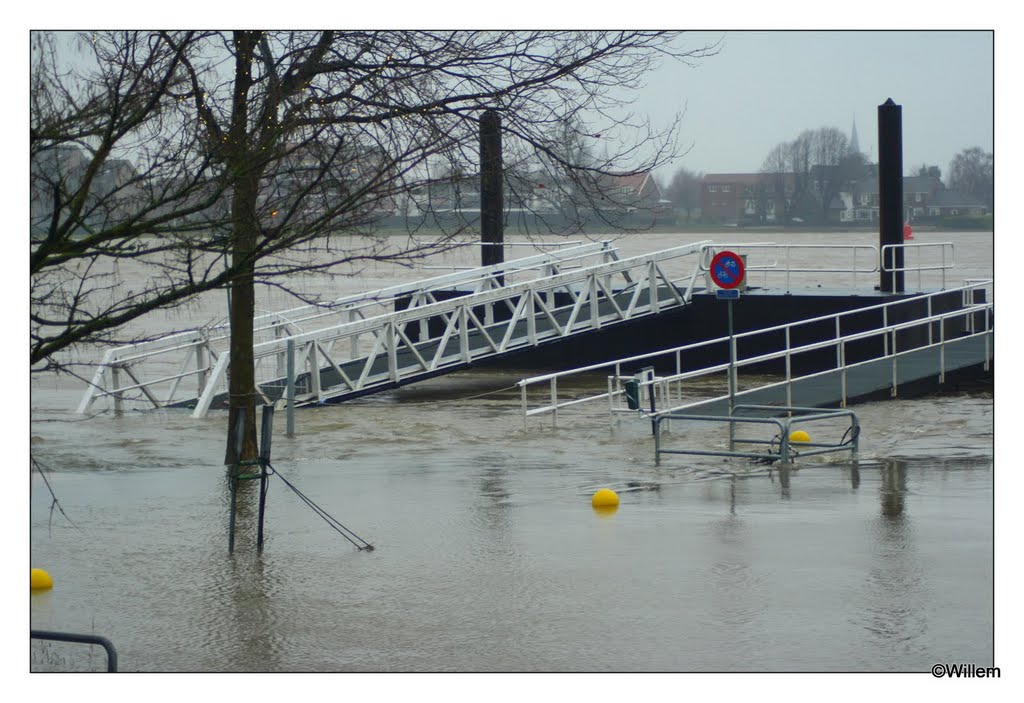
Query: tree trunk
223 171 261 465
224 32 261 467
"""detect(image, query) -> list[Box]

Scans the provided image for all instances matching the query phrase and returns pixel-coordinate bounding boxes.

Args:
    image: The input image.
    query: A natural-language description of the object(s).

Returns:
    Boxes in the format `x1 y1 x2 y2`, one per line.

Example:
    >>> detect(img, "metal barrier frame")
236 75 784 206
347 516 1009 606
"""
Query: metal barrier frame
699 242 880 292
653 404 860 465
881 242 955 291
31 629 118 672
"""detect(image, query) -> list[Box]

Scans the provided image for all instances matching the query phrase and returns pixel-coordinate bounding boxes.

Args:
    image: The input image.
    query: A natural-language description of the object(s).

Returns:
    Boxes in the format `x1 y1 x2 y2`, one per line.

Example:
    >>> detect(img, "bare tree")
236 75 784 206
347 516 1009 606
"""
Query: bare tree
664 165 702 223
761 126 864 224
808 126 849 225
948 146 994 211
31 30 719 464
914 164 943 180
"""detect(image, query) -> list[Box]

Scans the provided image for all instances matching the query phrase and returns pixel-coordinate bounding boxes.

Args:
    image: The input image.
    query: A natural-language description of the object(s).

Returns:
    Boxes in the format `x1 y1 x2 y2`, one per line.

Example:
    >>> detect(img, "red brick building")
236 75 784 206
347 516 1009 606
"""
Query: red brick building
702 172 797 224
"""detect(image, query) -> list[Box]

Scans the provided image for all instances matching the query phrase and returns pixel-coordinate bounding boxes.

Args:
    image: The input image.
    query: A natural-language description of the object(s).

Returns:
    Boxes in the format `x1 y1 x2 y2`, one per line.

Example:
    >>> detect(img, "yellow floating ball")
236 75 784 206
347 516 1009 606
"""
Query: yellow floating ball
789 430 811 443
592 488 620 509
31 568 53 591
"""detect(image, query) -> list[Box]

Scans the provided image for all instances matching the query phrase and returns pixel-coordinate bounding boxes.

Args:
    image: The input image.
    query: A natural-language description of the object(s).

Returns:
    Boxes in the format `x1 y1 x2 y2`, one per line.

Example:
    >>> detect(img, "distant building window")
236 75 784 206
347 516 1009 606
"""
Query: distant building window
916 193 923 202
722 185 732 192
708 185 718 192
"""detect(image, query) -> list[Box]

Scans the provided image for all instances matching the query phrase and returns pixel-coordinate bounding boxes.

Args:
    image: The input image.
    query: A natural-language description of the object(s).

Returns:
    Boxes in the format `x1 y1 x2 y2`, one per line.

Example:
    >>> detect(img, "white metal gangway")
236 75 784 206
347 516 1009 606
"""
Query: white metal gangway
77 239 713 417
516 279 993 427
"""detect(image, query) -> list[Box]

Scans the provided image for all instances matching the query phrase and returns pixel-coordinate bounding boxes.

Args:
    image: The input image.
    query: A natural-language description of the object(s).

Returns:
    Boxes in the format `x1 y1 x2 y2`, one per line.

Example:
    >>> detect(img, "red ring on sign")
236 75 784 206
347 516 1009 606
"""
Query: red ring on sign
709 251 746 290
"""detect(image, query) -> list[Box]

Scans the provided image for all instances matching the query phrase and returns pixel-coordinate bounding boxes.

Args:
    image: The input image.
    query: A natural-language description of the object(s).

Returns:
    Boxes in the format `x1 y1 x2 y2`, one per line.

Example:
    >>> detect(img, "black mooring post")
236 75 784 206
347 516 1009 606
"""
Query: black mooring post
878 98 905 293
480 109 504 278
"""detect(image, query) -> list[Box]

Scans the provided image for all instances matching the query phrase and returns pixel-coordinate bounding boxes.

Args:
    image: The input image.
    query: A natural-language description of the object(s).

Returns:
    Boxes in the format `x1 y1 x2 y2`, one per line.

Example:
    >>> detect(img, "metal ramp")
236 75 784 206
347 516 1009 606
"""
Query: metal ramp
516 280 993 426
77 239 713 417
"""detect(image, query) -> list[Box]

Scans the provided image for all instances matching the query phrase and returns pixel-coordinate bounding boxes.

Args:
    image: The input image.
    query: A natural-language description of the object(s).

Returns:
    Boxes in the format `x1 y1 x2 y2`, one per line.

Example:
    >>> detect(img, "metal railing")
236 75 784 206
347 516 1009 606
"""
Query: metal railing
76 241 620 415
698 242 880 291
881 241 955 291
31 630 118 672
653 405 860 465
188 239 711 416
517 280 993 425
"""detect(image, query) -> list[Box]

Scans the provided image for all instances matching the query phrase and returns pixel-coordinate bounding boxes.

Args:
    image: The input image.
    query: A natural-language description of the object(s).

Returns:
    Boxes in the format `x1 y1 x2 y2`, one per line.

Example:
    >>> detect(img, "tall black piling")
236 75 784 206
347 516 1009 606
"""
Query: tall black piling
878 98 905 293
480 109 504 276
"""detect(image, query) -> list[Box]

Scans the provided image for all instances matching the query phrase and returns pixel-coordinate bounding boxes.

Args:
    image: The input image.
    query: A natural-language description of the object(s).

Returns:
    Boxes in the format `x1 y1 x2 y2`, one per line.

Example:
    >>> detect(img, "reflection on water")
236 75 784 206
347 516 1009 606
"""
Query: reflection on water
30 231 993 672
30 426 993 672
880 459 908 518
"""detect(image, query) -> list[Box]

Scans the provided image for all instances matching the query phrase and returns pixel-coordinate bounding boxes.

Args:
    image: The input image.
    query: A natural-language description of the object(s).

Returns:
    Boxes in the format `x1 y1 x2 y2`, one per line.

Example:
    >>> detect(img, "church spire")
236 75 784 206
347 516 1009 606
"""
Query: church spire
850 116 861 155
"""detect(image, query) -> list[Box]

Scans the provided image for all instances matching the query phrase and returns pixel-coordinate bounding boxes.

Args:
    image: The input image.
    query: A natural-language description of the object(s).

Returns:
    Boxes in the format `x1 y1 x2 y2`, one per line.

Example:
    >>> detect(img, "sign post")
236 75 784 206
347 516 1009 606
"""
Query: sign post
709 251 746 422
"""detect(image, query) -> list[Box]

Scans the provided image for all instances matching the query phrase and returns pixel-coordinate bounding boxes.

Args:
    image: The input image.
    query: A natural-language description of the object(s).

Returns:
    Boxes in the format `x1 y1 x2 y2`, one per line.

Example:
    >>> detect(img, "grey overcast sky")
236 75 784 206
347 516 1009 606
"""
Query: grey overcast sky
630 30 994 179
14 9 1003 185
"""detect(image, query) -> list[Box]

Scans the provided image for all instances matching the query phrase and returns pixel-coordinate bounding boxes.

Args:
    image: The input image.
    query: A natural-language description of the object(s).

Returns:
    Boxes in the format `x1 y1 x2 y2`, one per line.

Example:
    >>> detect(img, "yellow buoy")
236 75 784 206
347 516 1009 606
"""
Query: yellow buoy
31 568 53 591
591 488 620 509
789 430 811 443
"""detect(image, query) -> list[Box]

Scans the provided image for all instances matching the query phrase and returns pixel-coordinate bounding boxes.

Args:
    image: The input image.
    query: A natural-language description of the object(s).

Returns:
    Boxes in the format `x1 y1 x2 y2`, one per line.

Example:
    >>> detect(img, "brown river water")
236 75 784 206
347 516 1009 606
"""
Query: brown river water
28 230 996 675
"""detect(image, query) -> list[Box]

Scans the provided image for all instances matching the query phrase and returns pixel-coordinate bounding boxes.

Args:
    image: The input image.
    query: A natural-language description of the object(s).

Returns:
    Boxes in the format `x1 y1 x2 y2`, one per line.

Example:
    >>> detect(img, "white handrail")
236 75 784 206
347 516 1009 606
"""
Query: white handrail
76 241 619 414
518 279 993 422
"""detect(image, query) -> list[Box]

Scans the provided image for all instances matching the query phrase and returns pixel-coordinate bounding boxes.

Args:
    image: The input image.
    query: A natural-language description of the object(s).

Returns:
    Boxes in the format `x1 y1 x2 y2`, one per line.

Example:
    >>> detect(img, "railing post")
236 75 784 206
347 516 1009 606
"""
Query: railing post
192 352 230 419
883 307 889 356
348 309 359 359
938 316 946 384
77 350 114 415
840 340 847 407
308 342 321 399
835 317 842 369
459 306 470 362
196 343 208 397
286 338 296 437
387 321 399 381
520 383 528 429
891 330 899 397
526 290 537 344
274 322 286 377
985 307 991 371
927 297 933 346
785 327 793 407
111 365 123 415
654 416 662 466
550 377 558 428
648 260 659 313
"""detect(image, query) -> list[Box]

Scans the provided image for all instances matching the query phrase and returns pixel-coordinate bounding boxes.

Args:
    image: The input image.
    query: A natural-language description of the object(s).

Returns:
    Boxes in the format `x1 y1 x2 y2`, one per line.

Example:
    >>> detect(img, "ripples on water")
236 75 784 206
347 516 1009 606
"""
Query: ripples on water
30 380 993 673
30 232 993 672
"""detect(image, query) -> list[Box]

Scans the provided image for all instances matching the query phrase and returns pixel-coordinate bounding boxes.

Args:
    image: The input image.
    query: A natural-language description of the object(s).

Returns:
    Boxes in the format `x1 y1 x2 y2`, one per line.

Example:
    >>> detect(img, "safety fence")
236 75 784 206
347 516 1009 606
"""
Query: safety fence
517 279 993 426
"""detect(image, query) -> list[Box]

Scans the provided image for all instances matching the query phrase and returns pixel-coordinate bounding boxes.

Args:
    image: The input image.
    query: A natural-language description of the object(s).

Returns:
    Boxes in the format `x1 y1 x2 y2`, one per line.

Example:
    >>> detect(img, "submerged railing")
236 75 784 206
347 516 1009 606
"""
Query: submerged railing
31 630 118 672
653 405 860 465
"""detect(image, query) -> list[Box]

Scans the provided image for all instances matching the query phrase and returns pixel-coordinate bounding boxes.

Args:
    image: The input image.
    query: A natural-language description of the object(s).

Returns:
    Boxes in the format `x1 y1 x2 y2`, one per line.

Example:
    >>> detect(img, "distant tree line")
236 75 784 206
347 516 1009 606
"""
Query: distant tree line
660 135 992 225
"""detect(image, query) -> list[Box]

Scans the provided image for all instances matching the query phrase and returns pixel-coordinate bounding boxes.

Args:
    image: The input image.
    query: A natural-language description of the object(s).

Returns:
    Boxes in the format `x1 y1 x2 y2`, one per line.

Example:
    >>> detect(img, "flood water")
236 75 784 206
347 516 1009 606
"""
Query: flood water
28 230 996 674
